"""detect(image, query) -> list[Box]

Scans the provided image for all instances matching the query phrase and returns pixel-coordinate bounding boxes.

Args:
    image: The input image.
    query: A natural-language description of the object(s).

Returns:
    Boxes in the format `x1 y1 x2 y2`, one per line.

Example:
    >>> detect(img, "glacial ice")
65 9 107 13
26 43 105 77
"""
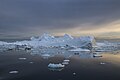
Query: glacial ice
9 71 18 74
62 61 69 65
48 63 65 68
100 62 106 65
62 59 70 65
0 33 120 53
0 33 96 50
18 58 27 60
63 59 70 62
69 48 90 52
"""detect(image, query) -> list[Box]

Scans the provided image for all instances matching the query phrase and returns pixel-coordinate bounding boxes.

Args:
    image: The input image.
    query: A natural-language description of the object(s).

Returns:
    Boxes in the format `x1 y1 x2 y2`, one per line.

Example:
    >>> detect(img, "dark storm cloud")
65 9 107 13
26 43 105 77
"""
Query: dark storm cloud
0 0 120 38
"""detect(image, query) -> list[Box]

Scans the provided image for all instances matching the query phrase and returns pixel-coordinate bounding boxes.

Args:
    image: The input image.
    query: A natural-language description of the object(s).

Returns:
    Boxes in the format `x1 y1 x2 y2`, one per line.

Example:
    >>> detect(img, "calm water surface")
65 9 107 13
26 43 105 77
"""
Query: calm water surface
0 50 120 80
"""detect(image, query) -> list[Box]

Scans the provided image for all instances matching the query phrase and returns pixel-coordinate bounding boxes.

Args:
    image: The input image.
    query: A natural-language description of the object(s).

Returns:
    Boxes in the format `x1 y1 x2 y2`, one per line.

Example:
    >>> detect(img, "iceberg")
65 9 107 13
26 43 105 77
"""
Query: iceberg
69 48 90 52
9 71 18 74
93 52 102 57
48 63 65 68
26 33 96 49
0 41 16 51
62 59 70 65
96 41 120 52
100 62 106 65
18 58 27 60
62 61 69 65
29 62 34 64
0 33 97 51
63 59 70 62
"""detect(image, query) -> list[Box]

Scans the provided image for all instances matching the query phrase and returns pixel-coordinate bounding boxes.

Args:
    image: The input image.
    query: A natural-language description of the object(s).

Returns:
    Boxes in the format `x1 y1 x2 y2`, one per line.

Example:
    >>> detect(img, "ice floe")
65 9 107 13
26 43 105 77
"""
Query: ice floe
9 71 18 74
100 62 106 65
69 48 90 52
73 72 76 75
0 33 97 50
48 63 65 68
29 62 34 64
18 58 27 60
63 59 70 62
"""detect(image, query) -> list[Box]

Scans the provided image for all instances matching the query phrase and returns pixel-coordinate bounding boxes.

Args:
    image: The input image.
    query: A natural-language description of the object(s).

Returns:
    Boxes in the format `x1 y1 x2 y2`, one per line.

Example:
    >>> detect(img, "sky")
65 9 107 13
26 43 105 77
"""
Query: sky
0 0 120 39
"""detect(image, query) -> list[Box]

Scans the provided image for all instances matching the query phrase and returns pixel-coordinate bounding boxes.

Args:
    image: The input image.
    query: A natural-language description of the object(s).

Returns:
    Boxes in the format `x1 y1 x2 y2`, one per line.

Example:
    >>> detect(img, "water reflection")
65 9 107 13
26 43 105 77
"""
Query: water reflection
48 68 64 71
29 48 99 71
29 48 95 59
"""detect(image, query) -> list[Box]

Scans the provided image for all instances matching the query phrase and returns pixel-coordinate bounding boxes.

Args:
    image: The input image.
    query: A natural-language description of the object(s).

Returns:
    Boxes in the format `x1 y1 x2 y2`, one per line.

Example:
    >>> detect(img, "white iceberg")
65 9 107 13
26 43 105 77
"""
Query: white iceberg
41 54 51 59
9 71 18 74
63 59 70 62
93 54 102 57
62 59 70 65
48 63 65 68
29 62 34 64
0 33 97 51
29 33 96 49
69 48 90 52
73 72 76 75
100 62 106 65
18 58 27 60
42 54 50 57
62 62 69 65
62 61 69 65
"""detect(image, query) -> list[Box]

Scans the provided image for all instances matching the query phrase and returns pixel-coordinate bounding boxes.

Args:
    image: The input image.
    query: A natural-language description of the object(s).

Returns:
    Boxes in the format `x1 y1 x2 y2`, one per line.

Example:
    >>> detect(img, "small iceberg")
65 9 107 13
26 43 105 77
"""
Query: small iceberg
48 63 65 68
73 72 76 75
18 58 27 60
62 59 70 65
42 54 50 57
93 52 102 57
63 59 70 62
100 62 106 65
62 61 69 65
69 48 90 52
29 62 34 64
93 54 102 57
9 71 18 74
42 54 51 59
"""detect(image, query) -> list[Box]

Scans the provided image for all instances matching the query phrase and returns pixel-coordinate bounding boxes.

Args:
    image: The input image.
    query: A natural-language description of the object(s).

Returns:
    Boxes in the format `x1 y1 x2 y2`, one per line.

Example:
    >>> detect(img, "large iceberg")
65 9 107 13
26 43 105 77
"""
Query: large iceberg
0 33 96 50
21 33 96 49
0 41 16 51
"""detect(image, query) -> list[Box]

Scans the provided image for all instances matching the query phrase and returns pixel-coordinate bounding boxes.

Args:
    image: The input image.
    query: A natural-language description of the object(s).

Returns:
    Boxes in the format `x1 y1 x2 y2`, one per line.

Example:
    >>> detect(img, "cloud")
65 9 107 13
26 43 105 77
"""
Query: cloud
0 0 120 38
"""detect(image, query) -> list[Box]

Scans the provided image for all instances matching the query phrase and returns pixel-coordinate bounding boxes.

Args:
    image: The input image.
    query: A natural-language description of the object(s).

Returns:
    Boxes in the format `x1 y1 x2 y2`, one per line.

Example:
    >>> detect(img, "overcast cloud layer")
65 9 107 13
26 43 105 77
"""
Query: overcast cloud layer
0 0 120 38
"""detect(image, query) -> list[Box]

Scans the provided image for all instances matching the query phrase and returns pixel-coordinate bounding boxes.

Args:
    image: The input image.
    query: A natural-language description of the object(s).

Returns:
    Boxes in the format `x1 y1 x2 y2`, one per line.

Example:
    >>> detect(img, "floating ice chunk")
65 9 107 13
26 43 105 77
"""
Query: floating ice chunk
48 63 65 68
9 71 18 74
63 59 70 62
18 58 27 60
73 72 76 75
69 48 90 52
93 54 102 57
29 62 34 64
100 62 106 65
62 62 69 65
62 59 70 65
42 54 51 59
42 54 50 57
